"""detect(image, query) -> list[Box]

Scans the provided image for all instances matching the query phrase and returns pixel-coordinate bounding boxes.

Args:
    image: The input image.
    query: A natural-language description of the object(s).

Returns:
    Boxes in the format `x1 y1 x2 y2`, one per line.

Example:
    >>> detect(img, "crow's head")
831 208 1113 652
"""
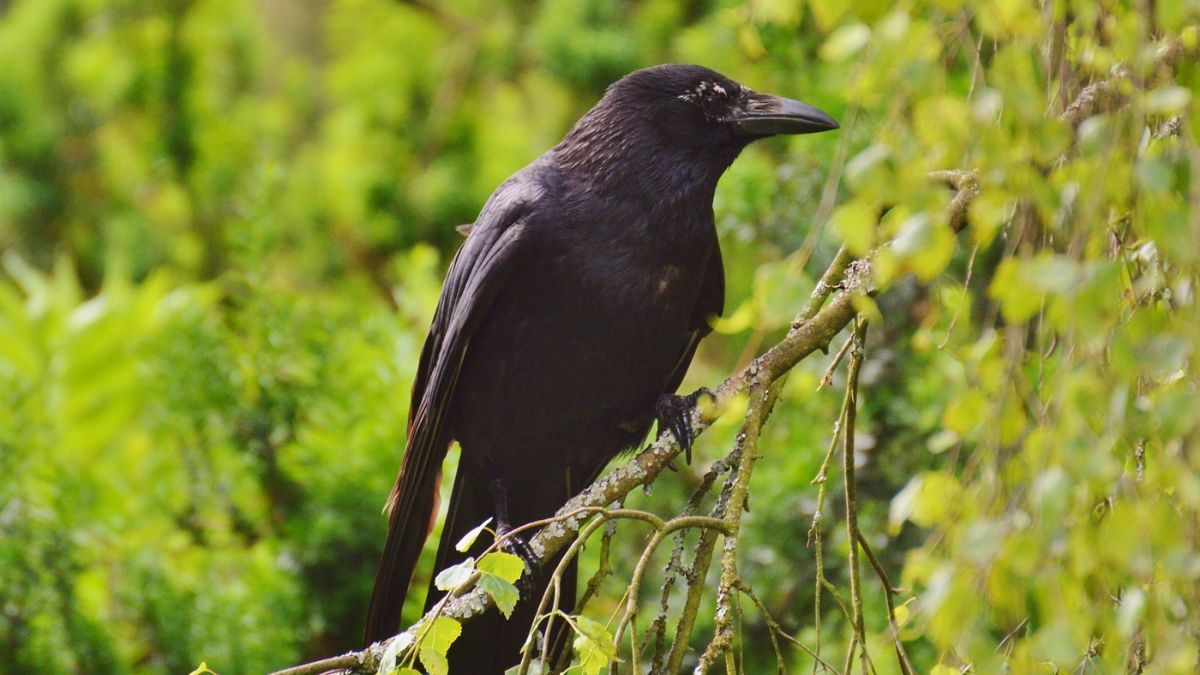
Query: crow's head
557 64 837 188
607 64 838 146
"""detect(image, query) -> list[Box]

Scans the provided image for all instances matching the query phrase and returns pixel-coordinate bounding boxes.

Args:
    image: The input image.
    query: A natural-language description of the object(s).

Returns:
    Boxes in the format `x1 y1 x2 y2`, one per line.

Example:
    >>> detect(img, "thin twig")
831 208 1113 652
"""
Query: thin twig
856 530 916 675
575 505 619 613
808 362 859 673
649 465 724 670
840 319 868 667
517 509 729 674
842 320 869 674
695 379 781 672
664 460 737 672
737 580 843 674
818 334 855 390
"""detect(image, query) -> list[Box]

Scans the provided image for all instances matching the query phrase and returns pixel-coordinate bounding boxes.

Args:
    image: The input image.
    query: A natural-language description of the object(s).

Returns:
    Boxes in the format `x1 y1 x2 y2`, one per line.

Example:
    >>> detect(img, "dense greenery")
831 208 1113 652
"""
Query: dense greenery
0 0 1196 673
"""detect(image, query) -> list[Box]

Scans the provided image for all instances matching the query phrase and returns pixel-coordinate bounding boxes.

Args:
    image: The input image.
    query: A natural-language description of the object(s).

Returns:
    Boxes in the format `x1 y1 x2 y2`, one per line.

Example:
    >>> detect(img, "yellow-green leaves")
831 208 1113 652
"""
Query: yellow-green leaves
974 0 1044 39
1143 86 1192 115
844 144 891 193
941 390 987 438
4 1 1200 673
433 556 476 591
418 617 463 675
990 254 1086 323
806 0 848 32
573 615 618 675
377 631 416 675
377 615 464 675
892 212 956 281
831 201 877 255
819 23 870 62
989 259 1043 323
477 551 525 618
889 471 964 535
477 551 524 582
991 45 1045 123
455 517 494 552
476 574 520 620
431 551 525 618
913 96 972 164
966 189 1013 247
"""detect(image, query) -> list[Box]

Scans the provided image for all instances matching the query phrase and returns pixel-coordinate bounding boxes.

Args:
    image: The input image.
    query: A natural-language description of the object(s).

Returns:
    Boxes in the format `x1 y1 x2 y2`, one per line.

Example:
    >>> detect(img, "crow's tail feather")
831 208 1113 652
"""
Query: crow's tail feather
425 462 577 673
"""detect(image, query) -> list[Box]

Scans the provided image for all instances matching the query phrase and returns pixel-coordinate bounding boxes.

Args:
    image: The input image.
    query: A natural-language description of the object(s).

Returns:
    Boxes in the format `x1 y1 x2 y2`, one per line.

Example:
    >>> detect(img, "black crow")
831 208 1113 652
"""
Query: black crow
364 63 837 672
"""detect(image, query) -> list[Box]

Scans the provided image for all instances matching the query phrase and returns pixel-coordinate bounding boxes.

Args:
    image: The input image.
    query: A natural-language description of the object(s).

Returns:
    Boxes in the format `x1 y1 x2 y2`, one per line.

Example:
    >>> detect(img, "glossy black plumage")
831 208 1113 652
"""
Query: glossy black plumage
364 64 837 672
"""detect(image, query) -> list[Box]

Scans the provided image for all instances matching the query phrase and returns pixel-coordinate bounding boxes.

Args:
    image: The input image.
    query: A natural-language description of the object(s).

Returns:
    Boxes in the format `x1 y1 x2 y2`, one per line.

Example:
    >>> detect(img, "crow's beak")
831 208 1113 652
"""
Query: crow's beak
732 93 839 136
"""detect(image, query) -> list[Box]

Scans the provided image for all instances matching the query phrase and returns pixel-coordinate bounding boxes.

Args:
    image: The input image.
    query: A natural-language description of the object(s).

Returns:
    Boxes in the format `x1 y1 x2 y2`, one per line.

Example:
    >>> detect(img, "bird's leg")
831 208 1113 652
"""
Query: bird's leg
655 386 715 465
489 477 539 596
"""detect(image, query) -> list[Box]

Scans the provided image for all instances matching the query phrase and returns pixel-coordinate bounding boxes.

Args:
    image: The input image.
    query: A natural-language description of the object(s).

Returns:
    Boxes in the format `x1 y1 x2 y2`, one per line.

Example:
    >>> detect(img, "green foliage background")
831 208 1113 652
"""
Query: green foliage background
0 0 1197 673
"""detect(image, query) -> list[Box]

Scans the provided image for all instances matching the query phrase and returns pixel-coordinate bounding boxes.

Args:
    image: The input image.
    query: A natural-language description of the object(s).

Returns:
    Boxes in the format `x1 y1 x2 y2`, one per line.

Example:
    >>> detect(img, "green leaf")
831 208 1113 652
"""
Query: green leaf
831 202 877 255
807 0 847 30
455 517 493 552
844 145 890 189
1026 255 1083 294
419 648 449 675
819 23 870 61
433 557 475 591
478 551 525 583
376 632 415 675
889 472 963 533
1143 86 1191 114
989 258 1041 323
424 616 462 655
892 212 956 280
914 95 971 149
942 391 987 436
478 572 520 618
1137 157 1173 194
911 471 962 528
893 597 915 627
966 189 1012 247
573 615 617 675
851 294 883 324
475 552 525 618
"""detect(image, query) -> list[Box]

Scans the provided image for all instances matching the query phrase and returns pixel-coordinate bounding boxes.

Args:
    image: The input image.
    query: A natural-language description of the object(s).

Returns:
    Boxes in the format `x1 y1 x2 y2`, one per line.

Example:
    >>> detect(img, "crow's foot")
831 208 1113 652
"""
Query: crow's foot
655 387 714 464
497 525 540 598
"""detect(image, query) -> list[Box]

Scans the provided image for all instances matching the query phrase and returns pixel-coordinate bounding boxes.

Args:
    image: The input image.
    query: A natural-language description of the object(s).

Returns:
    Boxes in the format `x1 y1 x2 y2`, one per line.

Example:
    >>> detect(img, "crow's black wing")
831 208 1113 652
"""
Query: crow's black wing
661 234 724 397
365 176 541 645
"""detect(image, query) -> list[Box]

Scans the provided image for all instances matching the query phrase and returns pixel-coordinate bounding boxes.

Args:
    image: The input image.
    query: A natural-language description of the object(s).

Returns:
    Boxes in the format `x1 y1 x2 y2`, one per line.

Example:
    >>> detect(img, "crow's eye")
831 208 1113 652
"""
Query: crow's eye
678 81 732 116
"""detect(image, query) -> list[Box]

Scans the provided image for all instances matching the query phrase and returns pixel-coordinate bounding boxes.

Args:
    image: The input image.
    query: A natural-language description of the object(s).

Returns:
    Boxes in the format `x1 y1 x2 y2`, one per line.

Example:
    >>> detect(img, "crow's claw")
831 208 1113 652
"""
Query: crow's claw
490 478 540 596
656 387 714 464
498 528 541 598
